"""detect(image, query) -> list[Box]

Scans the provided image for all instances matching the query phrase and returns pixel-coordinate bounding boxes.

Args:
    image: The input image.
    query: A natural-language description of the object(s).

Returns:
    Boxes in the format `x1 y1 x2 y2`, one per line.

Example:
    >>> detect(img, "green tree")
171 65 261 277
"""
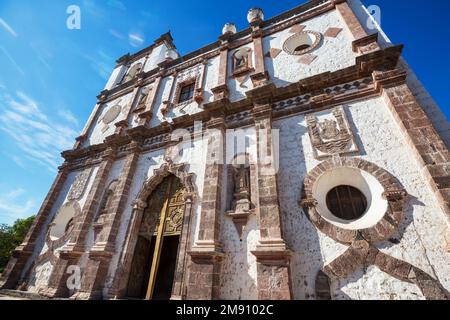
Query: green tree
0 216 35 274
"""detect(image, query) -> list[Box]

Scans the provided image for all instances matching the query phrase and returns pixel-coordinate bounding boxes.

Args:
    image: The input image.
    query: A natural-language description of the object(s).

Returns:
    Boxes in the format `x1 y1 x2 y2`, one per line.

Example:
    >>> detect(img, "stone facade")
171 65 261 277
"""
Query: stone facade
1 0 449 300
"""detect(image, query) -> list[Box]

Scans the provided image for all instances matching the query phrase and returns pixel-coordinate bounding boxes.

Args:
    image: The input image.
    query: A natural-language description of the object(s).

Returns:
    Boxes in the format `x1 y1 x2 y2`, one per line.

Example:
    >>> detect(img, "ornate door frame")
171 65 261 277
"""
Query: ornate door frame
107 159 197 300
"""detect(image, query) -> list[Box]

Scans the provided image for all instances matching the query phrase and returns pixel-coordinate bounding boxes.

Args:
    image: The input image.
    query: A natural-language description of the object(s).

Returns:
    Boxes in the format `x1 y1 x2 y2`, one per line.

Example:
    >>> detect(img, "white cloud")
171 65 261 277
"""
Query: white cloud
129 32 145 47
0 188 36 224
107 0 126 11
0 18 18 37
0 46 24 75
9 154 26 168
80 52 114 80
0 91 79 173
58 109 79 126
109 29 126 41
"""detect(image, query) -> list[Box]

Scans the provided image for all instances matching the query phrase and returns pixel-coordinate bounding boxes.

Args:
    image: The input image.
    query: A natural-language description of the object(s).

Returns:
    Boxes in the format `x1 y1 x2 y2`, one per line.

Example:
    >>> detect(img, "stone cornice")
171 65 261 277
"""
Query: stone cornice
63 45 403 167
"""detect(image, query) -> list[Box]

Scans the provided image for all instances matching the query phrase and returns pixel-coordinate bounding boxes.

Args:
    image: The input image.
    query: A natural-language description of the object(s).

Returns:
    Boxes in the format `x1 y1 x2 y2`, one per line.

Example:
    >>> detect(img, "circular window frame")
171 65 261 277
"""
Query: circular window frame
283 31 323 56
300 157 408 245
46 201 81 248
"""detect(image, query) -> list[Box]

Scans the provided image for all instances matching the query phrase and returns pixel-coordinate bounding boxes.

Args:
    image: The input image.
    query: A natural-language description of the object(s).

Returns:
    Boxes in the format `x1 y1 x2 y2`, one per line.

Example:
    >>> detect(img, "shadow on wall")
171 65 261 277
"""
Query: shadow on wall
275 119 325 300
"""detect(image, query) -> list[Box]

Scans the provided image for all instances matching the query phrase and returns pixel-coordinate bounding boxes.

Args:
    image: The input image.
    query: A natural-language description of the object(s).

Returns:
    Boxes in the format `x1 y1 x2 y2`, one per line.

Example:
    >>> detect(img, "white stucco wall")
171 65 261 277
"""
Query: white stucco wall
263 9 356 89
220 126 259 300
348 0 450 148
84 92 134 147
275 96 450 300
150 55 220 128
27 165 99 293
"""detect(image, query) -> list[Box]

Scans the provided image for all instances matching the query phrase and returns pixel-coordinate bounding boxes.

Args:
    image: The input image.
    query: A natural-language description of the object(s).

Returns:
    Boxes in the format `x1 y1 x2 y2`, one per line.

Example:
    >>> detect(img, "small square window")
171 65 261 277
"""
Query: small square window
178 83 195 103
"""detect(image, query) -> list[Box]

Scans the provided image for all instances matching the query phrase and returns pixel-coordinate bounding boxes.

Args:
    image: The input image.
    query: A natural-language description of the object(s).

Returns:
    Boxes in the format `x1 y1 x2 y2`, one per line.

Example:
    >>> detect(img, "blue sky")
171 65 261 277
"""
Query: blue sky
0 0 449 225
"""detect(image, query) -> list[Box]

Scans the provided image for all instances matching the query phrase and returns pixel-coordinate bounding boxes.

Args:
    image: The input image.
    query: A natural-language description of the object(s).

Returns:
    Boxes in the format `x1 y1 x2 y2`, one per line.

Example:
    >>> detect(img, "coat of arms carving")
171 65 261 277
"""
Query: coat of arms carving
306 106 359 159
68 168 93 201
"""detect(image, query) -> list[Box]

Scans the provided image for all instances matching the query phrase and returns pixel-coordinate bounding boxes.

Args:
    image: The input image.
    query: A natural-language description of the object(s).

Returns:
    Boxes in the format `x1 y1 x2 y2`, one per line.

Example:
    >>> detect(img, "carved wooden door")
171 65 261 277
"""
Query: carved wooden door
127 175 186 300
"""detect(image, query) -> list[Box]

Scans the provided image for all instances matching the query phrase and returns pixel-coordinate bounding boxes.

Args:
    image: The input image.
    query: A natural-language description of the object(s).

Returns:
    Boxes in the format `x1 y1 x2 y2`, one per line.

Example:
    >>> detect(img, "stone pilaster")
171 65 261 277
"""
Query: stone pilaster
251 103 292 300
137 70 163 126
0 164 70 290
186 112 226 300
41 149 116 298
73 141 141 299
375 69 450 222
334 0 380 54
211 34 230 101
250 25 270 88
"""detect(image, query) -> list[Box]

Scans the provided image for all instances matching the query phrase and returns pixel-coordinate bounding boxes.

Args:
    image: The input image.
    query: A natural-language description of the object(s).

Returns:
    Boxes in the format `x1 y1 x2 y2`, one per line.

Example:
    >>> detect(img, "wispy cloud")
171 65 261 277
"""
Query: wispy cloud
0 18 18 37
109 29 126 41
129 32 145 47
58 109 79 126
0 188 36 223
0 91 79 173
0 46 24 75
107 0 126 11
9 154 26 168
80 50 114 80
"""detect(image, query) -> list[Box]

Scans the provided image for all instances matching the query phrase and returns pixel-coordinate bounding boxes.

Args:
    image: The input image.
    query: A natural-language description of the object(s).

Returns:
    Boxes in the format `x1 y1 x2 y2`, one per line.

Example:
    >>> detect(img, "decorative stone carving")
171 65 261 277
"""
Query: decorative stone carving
306 106 359 159
122 62 143 83
102 104 122 124
226 158 253 240
67 168 93 201
93 180 118 241
300 157 449 300
170 64 205 109
283 31 322 56
247 8 264 24
222 23 237 35
232 47 254 77
134 86 152 112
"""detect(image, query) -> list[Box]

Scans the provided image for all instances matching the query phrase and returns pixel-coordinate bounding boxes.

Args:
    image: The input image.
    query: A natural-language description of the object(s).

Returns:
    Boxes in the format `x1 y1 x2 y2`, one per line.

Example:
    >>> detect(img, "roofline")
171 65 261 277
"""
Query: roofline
118 0 329 66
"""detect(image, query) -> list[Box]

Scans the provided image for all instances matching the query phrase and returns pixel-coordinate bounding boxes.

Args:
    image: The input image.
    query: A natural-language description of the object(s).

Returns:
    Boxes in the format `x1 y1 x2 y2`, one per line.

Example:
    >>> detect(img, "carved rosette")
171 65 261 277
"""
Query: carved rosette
67 168 93 201
306 106 359 159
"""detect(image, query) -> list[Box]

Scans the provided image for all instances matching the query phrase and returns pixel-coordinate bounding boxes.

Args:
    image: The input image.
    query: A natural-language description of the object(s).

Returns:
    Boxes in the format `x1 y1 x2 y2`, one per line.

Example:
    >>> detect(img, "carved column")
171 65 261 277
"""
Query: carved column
0 164 70 289
186 111 226 300
171 193 196 300
375 69 450 222
73 141 141 299
251 102 292 300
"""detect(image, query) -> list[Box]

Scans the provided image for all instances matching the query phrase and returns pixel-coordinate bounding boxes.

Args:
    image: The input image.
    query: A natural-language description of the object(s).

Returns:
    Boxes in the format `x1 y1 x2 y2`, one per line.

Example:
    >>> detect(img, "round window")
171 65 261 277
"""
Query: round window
283 31 322 55
326 185 368 221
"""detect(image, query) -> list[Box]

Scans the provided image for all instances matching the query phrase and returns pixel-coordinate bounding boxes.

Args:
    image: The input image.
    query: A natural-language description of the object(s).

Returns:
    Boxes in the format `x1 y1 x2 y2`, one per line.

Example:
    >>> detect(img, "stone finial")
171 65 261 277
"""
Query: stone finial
247 8 264 24
222 23 237 35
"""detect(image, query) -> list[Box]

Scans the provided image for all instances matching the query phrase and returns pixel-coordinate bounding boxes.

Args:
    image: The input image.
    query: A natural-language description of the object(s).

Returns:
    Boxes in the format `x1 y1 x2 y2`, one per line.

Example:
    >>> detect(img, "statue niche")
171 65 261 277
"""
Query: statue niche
232 47 253 77
226 158 253 240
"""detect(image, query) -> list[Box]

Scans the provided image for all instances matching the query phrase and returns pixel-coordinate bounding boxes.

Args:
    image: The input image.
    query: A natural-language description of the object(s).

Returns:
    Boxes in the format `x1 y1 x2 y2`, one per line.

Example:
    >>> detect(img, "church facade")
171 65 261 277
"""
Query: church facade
1 0 450 300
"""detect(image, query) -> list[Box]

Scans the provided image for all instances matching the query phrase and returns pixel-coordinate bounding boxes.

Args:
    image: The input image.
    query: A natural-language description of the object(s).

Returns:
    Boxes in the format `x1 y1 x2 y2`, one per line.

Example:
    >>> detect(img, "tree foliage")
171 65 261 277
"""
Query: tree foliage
0 216 35 274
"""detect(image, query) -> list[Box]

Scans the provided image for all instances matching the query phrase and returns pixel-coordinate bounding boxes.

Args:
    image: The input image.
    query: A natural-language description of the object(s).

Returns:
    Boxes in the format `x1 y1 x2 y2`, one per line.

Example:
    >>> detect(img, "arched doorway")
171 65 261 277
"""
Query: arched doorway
126 174 186 300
